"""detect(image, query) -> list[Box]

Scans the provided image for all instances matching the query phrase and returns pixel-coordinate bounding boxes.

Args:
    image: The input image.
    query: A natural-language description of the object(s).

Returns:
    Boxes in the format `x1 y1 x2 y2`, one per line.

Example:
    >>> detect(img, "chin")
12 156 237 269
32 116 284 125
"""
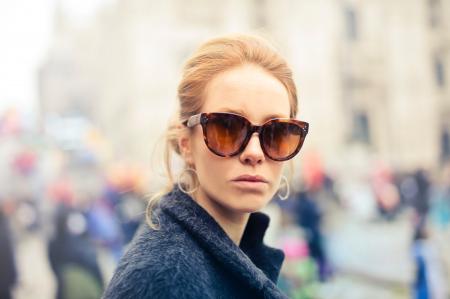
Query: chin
227 192 271 213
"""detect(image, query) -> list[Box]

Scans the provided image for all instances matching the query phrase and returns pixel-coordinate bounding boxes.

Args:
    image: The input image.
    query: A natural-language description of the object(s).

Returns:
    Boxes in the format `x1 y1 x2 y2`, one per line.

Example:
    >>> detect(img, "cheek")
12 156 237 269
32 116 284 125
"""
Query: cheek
194 153 233 197
191 130 209 165
191 132 227 176
269 163 285 188
271 161 284 174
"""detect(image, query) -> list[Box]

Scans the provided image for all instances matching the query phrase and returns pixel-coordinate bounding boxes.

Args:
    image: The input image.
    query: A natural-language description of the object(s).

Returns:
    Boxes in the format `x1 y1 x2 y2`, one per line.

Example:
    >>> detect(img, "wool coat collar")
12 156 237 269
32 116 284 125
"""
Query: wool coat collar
159 187 287 298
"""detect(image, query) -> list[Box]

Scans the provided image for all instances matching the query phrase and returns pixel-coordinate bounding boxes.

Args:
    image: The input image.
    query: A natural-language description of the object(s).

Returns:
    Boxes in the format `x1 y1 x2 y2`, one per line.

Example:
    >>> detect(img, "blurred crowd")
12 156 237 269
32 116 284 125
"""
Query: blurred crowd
1 108 450 299
0 109 147 299
272 157 450 299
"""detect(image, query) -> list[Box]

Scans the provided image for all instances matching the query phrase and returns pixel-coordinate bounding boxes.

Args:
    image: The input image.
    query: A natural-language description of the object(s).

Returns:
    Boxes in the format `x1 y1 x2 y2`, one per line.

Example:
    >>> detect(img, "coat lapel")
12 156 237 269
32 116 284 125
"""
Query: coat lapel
160 187 288 298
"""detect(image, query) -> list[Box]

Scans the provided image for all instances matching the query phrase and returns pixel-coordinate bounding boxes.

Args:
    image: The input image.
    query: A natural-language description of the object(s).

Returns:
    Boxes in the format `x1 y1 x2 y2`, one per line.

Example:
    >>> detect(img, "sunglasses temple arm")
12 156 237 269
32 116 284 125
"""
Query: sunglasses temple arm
186 113 202 128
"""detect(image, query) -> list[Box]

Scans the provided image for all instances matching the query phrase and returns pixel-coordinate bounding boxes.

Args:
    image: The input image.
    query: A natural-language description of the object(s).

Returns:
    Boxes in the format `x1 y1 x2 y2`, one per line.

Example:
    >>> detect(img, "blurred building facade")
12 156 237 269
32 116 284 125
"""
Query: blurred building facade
38 0 450 181
270 0 450 172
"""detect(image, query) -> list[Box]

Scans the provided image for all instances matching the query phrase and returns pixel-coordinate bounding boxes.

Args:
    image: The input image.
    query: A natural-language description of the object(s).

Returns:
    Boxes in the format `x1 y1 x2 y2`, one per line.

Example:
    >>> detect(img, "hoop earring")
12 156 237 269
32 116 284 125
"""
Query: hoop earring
277 175 290 200
177 168 199 194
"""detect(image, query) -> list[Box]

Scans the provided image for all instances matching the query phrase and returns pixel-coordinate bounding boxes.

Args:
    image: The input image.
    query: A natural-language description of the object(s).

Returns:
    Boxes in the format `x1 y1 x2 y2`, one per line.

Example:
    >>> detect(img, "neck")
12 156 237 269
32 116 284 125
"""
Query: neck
194 188 250 245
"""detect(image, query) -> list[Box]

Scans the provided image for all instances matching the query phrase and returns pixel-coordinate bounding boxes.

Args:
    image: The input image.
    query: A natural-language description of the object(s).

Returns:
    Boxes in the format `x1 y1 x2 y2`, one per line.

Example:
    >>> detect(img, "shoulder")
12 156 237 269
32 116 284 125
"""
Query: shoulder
103 221 213 299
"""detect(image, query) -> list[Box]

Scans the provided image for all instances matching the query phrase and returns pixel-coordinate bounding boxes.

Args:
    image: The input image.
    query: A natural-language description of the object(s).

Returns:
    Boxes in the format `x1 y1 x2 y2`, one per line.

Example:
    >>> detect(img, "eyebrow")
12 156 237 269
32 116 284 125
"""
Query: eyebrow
218 108 289 121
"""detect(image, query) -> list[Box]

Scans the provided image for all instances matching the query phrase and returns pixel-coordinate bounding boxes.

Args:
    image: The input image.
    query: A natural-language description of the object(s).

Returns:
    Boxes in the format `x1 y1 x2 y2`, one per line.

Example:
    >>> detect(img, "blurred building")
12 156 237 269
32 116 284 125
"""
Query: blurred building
270 0 450 172
38 0 450 180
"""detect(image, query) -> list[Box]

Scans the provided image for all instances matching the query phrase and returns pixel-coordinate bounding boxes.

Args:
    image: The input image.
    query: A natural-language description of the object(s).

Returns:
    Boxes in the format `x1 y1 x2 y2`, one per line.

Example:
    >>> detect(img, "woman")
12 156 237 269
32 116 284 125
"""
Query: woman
103 34 309 299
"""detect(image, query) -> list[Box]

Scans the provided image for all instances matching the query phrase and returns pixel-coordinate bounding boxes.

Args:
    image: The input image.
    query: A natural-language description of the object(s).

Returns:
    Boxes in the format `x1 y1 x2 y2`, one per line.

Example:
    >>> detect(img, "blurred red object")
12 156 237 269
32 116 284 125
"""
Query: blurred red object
12 150 37 176
47 178 75 205
106 163 145 193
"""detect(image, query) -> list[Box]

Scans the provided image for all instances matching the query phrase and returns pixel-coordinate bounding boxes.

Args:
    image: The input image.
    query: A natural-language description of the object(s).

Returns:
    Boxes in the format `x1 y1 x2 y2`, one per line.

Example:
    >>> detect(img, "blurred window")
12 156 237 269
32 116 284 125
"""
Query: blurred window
351 111 370 144
434 56 446 88
345 6 358 41
428 0 441 28
254 0 267 28
441 128 450 161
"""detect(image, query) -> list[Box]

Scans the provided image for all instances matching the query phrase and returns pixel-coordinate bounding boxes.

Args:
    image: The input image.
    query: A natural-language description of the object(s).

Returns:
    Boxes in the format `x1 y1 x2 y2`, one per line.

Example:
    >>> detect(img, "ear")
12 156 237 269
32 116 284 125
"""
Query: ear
178 127 195 166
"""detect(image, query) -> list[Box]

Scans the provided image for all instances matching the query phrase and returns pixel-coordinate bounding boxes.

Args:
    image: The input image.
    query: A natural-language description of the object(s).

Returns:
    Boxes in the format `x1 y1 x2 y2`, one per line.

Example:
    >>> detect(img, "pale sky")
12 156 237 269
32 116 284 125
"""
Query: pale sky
0 0 113 118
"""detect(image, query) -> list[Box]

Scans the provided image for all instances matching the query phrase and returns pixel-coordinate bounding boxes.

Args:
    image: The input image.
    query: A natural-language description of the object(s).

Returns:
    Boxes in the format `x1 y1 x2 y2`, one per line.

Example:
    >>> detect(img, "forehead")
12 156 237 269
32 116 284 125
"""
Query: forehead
202 64 291 123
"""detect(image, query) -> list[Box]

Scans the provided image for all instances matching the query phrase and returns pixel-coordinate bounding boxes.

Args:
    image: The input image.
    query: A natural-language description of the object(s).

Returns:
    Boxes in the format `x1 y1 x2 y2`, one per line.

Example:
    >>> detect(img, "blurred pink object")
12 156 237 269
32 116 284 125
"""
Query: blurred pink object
0 108 21 135
282 238 309 259
302 150 324 191
12 150 36 176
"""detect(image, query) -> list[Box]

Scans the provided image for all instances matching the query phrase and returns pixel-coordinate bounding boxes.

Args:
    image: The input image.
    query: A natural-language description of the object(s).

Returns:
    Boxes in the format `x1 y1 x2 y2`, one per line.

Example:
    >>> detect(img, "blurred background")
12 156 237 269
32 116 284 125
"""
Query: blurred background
1 0 450 298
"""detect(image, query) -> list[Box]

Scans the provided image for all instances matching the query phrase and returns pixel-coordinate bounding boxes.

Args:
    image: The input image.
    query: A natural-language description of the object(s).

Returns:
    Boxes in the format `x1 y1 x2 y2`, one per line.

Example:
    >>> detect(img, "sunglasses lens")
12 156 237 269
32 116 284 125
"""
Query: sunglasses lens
205 114 248 156
261 121 304 160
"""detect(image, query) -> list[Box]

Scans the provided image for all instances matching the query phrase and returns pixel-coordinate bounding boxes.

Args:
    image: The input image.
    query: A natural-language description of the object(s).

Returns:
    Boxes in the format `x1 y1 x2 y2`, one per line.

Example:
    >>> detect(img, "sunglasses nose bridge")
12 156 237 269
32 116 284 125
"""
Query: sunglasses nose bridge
249 124 262 135
245 125 266 148
244 125 263 148
241 128 260 149
239 128 265 164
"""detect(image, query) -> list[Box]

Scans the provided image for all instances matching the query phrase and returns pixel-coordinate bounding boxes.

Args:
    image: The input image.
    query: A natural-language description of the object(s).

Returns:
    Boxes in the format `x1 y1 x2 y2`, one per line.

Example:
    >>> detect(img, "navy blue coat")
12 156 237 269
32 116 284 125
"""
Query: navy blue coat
102 186 288 299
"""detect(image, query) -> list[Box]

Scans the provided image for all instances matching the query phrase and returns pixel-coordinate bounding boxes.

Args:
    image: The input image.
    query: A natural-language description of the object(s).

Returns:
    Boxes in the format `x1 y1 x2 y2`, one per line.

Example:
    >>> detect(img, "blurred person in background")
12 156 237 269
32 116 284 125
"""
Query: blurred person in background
0 203 18 299
412 223 449 299
110 189 146 245
84 164 147 264
412 169 432 229
430 163 450 230
102 164 146 249
294 187 330 282
370 162 401 221
103 34 309 299
86 184 124 263
47 176 104 299
10 148 42 234
292 153 332 282
274 206 319 299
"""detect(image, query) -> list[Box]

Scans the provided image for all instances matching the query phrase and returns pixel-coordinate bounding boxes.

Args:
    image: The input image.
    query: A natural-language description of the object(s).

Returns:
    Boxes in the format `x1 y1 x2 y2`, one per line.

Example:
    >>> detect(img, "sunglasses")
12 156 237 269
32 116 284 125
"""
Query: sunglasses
183 112 309 161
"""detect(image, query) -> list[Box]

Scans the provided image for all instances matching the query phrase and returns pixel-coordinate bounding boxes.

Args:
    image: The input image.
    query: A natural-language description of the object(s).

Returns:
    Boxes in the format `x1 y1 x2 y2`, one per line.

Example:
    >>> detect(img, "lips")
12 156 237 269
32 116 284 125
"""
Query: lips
232 175 268 183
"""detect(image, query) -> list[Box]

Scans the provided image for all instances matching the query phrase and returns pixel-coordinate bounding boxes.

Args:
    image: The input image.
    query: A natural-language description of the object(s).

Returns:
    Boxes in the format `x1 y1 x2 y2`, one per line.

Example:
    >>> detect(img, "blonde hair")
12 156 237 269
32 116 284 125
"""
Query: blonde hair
146 34 298 229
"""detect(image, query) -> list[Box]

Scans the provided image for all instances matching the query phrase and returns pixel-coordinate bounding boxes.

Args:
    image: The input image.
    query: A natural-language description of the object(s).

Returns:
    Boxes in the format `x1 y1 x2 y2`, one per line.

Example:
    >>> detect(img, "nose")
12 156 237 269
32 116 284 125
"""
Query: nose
239 133 265 165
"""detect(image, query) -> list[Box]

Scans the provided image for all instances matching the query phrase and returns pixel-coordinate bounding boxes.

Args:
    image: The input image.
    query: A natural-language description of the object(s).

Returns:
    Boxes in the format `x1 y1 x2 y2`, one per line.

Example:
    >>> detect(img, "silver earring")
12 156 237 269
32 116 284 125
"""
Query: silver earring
277 175 290 200
177 168 199 194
